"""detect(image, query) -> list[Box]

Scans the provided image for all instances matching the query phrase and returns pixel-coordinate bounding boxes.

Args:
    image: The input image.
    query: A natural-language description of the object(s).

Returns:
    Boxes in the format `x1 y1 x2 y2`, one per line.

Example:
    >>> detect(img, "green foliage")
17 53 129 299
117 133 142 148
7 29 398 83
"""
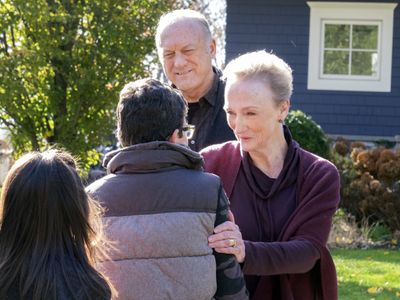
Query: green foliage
332 249 400 299
375 139 396 149
0 0 175 168
285 110 330 158
369 223 392 242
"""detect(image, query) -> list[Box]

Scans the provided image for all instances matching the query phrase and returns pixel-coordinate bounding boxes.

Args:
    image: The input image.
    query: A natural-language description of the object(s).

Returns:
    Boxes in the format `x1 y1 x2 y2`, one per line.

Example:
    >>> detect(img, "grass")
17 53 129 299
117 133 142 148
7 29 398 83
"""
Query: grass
332 248 400 299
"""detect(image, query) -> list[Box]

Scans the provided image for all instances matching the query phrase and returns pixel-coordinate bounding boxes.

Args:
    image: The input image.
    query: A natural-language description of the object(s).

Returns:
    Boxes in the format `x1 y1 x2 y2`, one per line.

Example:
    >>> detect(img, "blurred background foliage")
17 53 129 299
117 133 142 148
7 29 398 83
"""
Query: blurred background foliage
0 0 221 170
286 110 330 159
0 0 176 168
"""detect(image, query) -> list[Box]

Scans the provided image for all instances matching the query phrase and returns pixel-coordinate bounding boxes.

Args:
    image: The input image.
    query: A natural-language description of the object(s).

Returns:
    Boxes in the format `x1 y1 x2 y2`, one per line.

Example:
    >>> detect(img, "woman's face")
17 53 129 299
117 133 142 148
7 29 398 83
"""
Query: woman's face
224 78 288 153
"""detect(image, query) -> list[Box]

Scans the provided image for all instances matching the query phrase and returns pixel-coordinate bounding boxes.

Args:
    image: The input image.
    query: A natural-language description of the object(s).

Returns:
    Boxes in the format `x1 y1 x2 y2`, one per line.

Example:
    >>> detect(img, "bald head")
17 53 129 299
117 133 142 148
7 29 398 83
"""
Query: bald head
155 9 212 49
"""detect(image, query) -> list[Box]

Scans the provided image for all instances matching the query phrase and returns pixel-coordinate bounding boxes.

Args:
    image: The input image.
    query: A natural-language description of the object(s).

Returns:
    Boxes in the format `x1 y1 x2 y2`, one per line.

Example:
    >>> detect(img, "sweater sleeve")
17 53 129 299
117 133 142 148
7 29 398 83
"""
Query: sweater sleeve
243 158 340 276
242 239 320 275
213 185 249 300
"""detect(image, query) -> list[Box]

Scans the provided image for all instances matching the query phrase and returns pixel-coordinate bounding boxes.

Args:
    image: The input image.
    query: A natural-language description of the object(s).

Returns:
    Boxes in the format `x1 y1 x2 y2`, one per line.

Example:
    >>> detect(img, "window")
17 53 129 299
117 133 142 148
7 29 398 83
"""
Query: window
307 2 397 92
323 21 379 78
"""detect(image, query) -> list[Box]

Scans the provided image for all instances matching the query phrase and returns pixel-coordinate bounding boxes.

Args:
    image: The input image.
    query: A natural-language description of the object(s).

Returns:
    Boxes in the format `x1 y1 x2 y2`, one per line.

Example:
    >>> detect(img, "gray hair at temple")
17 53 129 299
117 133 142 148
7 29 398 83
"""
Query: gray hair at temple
223 50 293 105
155 9 212 48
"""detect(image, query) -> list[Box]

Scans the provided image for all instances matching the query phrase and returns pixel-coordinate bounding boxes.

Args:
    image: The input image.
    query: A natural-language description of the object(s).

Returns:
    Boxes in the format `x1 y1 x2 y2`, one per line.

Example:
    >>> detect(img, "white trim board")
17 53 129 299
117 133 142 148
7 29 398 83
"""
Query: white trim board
307 2 397 92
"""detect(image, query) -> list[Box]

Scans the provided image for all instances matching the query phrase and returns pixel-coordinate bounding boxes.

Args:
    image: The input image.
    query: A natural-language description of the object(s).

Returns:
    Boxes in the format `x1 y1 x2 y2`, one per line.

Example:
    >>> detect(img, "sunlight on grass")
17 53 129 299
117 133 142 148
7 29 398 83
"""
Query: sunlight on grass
332 249 400 299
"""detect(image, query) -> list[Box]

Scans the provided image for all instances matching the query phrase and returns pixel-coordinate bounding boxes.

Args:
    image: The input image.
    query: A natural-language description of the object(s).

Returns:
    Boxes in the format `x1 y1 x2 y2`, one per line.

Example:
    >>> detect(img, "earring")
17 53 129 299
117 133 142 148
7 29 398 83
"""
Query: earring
278 119 283 123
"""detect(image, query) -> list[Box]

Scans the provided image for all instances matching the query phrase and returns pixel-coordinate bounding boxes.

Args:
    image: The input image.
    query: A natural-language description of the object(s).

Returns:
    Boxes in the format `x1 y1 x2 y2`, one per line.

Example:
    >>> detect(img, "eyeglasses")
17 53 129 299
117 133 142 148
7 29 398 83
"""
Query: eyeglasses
180 124 195 139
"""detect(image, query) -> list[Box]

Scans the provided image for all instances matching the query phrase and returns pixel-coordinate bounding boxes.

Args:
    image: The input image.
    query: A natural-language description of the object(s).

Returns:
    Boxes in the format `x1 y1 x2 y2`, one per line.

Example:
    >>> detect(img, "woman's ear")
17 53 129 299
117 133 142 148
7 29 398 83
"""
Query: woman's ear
279 100 290 121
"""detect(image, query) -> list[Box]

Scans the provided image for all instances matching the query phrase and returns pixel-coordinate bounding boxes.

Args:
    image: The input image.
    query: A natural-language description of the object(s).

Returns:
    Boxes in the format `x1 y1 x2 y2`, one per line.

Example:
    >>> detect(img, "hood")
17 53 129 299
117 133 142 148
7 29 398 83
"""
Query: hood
103 141 204 174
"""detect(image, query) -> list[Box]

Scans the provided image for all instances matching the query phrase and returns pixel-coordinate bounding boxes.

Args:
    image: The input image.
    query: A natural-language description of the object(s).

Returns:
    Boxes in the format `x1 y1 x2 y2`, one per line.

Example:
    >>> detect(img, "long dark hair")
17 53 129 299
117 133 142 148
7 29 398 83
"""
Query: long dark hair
0 149 112 299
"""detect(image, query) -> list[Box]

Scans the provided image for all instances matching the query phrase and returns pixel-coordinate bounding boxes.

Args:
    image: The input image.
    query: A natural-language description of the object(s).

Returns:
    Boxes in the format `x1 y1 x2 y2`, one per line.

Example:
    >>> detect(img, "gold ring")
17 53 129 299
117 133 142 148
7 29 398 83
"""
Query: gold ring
229 239 237 247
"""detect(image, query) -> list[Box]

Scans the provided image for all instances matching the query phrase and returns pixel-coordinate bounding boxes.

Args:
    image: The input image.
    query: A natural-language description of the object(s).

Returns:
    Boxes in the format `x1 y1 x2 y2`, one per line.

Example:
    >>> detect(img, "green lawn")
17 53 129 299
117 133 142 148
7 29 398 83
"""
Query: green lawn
332 249 400 299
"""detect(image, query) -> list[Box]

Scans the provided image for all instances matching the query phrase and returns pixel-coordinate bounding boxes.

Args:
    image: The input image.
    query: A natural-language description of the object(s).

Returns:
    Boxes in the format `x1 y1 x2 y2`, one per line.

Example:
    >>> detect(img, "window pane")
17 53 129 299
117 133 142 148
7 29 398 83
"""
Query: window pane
351 51 378 76
352 25 378 49
324 24 350 48
323 50 349 75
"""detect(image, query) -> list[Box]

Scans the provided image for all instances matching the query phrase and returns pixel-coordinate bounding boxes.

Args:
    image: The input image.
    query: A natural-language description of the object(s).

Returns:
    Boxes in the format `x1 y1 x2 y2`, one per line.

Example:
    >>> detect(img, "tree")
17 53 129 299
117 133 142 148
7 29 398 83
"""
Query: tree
0 0 175 168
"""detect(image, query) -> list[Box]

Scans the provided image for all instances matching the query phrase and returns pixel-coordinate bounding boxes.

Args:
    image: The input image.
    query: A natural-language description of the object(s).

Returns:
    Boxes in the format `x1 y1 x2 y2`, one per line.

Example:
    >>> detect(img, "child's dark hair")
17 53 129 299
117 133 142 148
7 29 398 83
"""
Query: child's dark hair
0 149 112 299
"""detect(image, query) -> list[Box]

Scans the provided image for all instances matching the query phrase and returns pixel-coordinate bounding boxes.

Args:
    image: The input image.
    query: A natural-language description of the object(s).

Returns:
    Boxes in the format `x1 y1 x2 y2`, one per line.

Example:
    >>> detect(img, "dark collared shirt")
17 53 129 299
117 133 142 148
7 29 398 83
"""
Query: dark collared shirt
186 68 236 151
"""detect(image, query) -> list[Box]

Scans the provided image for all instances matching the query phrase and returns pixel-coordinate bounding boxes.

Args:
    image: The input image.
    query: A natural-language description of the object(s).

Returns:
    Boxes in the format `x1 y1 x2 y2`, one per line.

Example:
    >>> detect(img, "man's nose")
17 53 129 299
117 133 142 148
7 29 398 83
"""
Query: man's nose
174 52 187 68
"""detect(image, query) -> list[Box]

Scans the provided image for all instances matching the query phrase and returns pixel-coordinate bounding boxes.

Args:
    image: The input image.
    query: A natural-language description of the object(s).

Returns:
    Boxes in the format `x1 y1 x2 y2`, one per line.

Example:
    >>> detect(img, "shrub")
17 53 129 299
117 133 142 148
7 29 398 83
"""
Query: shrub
369 223 392 242
332 142 400 233
286 110 330 158
328 209 394 248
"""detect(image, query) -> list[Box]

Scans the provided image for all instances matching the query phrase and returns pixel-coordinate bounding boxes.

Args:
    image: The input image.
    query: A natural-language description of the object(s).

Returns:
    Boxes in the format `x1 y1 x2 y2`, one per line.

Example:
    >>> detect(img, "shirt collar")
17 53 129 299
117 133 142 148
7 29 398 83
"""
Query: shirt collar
201 67 222 107
170 67 222 106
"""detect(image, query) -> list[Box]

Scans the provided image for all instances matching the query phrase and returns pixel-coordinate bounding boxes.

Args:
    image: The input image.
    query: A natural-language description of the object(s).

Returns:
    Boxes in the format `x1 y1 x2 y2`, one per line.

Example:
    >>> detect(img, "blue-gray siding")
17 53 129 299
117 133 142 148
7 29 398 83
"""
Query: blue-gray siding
226 0 400 138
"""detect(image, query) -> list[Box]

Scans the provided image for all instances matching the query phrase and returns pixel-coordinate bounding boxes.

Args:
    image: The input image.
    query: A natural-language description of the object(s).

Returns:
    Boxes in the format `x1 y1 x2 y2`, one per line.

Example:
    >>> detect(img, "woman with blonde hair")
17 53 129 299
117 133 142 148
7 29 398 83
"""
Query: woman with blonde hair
203 50 340 299
0 149 112 300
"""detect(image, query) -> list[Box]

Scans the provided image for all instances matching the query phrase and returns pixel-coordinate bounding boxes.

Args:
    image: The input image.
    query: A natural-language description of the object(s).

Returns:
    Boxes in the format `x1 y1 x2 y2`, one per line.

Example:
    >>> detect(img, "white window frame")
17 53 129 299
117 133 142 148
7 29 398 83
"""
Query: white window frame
307 2 397 92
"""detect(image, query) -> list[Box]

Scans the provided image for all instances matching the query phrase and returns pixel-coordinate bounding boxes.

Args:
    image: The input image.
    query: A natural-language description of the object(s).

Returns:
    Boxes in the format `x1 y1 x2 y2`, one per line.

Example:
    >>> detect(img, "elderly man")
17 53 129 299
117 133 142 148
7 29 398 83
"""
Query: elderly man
87 79 248 300
156 9 235 151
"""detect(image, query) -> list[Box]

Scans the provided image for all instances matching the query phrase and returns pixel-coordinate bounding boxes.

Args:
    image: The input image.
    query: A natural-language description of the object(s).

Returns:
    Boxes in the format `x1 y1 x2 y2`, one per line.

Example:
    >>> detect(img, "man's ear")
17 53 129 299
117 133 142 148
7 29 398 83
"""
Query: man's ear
168 129 180 144
209 39 217 58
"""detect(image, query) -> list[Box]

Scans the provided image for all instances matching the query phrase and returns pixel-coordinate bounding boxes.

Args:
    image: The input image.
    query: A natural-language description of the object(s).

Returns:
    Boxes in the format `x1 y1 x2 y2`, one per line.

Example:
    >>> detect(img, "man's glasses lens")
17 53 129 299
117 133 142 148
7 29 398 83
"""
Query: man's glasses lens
182 125 195 139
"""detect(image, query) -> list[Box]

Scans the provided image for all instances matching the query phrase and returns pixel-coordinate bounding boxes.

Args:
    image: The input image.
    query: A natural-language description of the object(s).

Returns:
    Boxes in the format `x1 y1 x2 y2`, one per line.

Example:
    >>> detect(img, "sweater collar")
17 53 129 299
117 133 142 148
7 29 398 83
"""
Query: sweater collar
242 125 300 199
103 141 204 174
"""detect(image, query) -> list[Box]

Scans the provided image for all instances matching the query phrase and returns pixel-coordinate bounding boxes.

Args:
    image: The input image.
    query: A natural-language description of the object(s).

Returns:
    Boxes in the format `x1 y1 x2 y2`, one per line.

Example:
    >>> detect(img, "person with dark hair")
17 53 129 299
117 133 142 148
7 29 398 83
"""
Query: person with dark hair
86 78 248 300
202 51 340 300
0 149 112 300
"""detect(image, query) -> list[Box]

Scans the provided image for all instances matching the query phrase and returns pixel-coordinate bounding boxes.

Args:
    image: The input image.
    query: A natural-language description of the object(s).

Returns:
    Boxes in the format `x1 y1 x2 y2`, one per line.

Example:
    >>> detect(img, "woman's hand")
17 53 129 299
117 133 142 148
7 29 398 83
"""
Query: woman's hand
208 221 245 263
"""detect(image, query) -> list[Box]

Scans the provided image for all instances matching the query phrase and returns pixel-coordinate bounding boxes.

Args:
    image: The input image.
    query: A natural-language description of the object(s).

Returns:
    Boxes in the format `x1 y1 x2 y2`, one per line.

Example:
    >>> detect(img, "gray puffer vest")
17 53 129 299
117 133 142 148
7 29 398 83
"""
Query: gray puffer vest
87 142 222 300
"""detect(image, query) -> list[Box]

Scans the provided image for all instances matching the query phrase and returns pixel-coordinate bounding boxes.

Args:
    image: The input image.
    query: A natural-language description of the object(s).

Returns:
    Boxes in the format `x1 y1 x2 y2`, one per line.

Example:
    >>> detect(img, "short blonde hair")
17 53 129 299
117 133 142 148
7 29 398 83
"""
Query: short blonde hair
224 50 293 104
155 9 212 48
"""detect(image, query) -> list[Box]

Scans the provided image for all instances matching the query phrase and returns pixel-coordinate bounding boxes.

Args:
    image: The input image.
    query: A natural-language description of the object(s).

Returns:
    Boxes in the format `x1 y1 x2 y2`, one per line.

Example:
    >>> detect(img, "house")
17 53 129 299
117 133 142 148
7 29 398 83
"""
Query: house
225 0 400 143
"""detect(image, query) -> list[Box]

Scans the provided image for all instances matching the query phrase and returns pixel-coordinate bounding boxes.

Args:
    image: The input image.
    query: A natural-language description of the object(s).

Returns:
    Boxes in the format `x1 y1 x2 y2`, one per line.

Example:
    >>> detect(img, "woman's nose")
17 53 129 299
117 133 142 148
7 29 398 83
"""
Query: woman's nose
233 115 247 134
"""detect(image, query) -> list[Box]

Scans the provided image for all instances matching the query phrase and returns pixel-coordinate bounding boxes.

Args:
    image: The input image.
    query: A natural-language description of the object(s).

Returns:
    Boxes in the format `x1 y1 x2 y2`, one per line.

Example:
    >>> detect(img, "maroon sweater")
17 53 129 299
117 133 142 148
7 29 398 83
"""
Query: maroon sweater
201 129 340 300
